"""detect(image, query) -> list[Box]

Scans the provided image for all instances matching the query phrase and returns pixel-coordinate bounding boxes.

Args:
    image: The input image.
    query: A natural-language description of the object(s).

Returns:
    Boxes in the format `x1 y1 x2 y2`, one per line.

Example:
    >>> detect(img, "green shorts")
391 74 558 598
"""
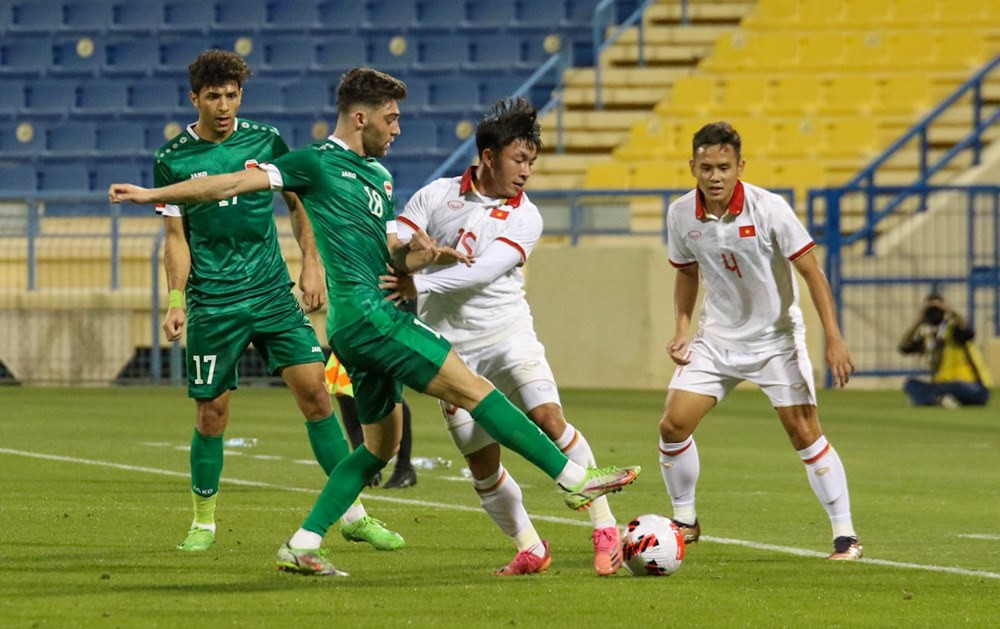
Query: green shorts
329 296 451 424
185 289 323 399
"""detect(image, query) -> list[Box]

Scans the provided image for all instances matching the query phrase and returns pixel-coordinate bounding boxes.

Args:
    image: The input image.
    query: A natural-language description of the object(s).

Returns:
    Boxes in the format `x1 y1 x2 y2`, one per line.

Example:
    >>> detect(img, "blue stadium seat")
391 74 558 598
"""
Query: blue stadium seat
63 1 115 32
24 79 78 114
391 118 437 155
111 0 165 32
365 0 418 31
415 34 467 71
317 0 365 31
47 121 98 155
159 37 213 73
315 35 367 73
468 34 521 70
39 163 91 191
163 0 214 32
369 35 416 72
383 157 438 190
265 0 320 31
0 80 25 113
401 75 428 110
94 160 143 192
0 120 45 156
415 0 467 29
0 164 37 192
0 1 12 33
282 79 334 114
127 79 186 113
105 38 159 75
52 37 104 76
427 77 479 112
480 75 532 107
519 36 552 65
8 1 61 33
565 0 600 24
77 79 129 113
279 118 332 147
516 2 566 28
0 37 51 76
215 0 267 31
467 0 515 29
239 77 285 115
263 37 317 72
96 122 148 154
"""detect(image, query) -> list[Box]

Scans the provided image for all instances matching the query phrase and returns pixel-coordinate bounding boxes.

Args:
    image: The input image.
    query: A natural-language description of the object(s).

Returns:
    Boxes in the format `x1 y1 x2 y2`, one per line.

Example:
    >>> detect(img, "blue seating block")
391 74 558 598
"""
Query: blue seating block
127 79 185 113
315 35 367 72
466 0 515 28
94 160 143 192
415 0 467 29
105 38 159 75
96 122 148 153
369 35 416 72
8 1 61 32
63 1 115 31
239 77 286 114
282 79 333 113
159 37 214 73
24 79 78 114
52 37 104 76
427 77 479 112
365 0 417 31
516 1 566 28
77 79 129 113
111 0 165 32
215 0 267 31
163 0 214 32
0 80 25 113
39 163 91 191
263 37 317 71
0 164 37 192
0 120 45 155
47 121 98 155
265 0 320 31
0 37 51 76
392 117 436 155
415 34 466 71
317 0 366 31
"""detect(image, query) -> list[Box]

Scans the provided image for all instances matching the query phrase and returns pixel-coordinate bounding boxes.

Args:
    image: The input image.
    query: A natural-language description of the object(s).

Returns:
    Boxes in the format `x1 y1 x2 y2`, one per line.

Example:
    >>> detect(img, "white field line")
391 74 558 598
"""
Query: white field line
2 447 999 581
957 534 1000 541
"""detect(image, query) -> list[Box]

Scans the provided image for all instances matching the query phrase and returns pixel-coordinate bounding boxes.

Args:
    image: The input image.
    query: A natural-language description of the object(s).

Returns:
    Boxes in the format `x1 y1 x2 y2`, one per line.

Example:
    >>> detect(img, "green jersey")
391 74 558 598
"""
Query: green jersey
269 137 396 331
153 118 291 307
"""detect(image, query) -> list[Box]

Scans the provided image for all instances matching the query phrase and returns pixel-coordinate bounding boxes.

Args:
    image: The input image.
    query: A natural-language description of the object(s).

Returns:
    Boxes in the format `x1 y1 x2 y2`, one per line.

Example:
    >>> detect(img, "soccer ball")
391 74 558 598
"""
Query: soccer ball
622 514 686 576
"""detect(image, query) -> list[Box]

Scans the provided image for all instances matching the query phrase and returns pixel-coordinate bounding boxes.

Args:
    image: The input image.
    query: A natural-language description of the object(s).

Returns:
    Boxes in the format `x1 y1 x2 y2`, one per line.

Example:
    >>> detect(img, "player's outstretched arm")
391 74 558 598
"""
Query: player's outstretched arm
667 263 699 365
793 250 855 387
108 169 272 206
387 230 472 274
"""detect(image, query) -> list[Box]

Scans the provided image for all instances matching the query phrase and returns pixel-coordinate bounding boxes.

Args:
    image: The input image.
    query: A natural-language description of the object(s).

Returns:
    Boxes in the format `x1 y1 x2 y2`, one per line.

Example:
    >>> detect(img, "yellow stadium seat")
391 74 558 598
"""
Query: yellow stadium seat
842 32 888 70
818 76 876 114
798 1 847 27
768 118 820 159
888 0 942 26
715 76 769 115
768 161 830 189
703 32 750 72
769 76 821 114
798 32 848 72
873 76 936 115
749 33 800 71
632 161 689 189
585 160 631 189
727 119 774 157
937 0 989 26
935 32 988 70
885 32 935 68
663 76 717 116
820 118 881 157
742 0 798 28
843 0 892 27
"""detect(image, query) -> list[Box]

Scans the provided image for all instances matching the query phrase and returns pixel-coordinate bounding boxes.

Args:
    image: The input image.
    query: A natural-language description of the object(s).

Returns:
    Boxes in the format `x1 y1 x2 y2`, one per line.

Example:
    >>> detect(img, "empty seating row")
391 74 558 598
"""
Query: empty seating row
0 0 601 35
744 0 995 29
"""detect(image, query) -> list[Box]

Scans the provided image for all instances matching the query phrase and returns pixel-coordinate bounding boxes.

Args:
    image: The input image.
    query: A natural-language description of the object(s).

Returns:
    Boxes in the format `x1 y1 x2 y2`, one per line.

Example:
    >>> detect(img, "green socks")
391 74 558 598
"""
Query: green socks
302 446 387 536
471 390 568 479
305 413 352 476
189 428 223 526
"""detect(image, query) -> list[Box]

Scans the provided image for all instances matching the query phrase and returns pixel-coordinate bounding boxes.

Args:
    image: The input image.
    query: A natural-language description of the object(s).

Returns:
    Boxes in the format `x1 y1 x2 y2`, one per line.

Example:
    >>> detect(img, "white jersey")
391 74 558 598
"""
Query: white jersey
399 167 543 351
667 181 816 353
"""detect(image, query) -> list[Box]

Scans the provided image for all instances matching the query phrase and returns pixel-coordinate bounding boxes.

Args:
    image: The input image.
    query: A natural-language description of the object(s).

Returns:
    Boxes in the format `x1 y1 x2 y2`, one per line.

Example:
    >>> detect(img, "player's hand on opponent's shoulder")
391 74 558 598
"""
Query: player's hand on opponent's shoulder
825 336 854 388
667 336 691 366
108 183 152 204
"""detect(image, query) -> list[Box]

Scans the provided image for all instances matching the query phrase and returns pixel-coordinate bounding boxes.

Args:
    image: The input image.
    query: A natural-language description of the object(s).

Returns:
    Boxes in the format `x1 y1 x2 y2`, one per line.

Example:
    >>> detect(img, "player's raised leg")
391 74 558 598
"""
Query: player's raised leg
777 404 861 560
658 388 716 544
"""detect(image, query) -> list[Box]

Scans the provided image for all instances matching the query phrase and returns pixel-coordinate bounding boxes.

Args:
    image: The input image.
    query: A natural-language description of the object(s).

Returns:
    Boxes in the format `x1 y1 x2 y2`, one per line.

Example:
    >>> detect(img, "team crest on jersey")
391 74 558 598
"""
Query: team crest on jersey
244 159 258 169
448 200 464 210
383 181 393 200
687 230 702 240
739 225 756 238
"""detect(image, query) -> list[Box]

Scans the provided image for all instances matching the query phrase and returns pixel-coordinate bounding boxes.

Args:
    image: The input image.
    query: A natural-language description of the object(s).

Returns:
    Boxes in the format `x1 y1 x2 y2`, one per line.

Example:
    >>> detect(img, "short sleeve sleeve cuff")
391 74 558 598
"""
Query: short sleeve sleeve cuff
156 203 182 218
257 163 284 191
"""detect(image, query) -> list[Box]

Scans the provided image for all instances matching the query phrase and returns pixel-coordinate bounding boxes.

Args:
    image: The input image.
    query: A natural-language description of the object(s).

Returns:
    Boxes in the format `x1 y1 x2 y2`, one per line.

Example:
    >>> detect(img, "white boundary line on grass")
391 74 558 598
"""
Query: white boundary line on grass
3 447 999 581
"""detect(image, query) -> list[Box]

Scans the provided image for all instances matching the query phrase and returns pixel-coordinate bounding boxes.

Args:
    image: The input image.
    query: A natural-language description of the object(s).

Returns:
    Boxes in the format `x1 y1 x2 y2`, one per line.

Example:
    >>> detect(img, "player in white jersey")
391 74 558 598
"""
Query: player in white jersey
385 97 624 576
660 122 862 560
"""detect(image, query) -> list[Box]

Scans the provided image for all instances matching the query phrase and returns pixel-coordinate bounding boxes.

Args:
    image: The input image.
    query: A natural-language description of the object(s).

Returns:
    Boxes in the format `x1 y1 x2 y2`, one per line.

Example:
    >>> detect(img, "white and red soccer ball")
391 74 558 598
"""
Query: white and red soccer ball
622 514 686 576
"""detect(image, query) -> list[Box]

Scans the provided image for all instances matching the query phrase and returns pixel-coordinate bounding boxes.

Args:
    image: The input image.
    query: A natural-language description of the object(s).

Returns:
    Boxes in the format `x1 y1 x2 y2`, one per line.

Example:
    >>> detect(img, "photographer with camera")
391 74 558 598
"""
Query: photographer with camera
898 288 991 408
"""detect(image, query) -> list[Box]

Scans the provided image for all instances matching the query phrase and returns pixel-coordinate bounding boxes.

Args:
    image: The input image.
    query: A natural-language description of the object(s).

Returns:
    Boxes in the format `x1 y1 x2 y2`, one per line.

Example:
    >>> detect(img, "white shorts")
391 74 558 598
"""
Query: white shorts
442 328 561 456
668 336 817 407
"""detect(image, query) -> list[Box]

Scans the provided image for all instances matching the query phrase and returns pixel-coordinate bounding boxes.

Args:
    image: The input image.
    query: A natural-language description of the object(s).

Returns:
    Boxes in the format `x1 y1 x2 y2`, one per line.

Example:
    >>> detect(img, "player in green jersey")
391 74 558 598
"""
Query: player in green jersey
110 67 640 577
156 51 402 554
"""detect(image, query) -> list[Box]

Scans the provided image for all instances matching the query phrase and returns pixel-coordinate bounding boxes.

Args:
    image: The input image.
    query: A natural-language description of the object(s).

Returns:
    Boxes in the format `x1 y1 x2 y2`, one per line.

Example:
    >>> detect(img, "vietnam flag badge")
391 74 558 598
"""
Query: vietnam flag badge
490 208 510 220
738 225 756 238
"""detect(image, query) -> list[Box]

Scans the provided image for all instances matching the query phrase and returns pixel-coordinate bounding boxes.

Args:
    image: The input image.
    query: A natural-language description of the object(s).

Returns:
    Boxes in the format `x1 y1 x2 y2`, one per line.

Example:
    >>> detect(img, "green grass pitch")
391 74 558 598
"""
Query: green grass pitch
1 386 997 627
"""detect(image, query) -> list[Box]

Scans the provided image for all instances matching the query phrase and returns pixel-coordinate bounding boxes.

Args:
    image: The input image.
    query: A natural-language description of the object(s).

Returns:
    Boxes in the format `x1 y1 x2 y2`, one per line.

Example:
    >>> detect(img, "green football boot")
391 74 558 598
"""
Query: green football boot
177 527 215 552
563 465 641 511
340 515 405 551
276 543 348 577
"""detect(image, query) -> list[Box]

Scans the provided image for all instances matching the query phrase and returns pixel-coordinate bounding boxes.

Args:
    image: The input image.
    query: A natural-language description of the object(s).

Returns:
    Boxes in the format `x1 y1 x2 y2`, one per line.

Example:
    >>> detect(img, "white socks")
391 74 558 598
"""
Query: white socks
289 528 323 549
658 436 700 525
798 436 855 539
474 464 545 557
556 424 616 529
340 499 367 527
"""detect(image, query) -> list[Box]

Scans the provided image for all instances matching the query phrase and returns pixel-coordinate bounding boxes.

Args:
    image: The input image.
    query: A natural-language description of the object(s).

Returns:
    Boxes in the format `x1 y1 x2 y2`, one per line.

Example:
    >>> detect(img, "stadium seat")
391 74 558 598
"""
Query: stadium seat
516 2 566 29
62 1 114 31
265 0 321 31
110 0 165 32
565 0 600 25
8 1 61 33
281 79 334 114
317 0 366 31
96 122 149 154
51 37 105 76
263 37 317 72
127 79 186 114
427 77 479 112
885 32 932 68
39 163 91 191
0 79 24 113
384 156 439 190
468 34 522 70
94 160 143 192
47 121 98 156
584 159 631 189
24 79 78 114
937 0 989 25
215 0 267 31
77 79 129 113
935 32 987 70
163 0 214 33
716 76 769 115
105 38 160 75
415 34 467 72
0 164 37 192
237 77 285 115
820 118 880 157
0 37 51 76
873 75 935 115
660 76 715 116
767 118 818 159
415 0 468 29
364 0 418 32
315 35 368 73
369 35 417 72
797 32 846 72
770 76 820 115
466 0 516 29
0 120 45 155
391 118 437 155
402 76 429 110
480 75 533 108
159 37 214 73
818 76 876 115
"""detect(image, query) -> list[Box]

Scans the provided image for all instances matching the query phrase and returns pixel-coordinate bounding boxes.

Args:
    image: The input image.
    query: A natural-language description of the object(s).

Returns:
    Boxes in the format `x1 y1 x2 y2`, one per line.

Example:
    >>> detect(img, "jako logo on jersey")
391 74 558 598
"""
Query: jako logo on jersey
189 171 208 179
383 181 393 200
244 159 258 169
341 171 357 179
739 225 756 238
490 208 509 220
687 230 702 240
448 200 464 210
